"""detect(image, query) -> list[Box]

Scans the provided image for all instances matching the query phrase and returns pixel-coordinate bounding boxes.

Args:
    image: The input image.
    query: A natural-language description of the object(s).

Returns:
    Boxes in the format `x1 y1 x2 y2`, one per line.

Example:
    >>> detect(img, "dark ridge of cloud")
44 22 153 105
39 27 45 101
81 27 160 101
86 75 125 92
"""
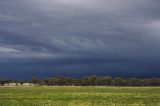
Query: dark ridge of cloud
0 61 160 80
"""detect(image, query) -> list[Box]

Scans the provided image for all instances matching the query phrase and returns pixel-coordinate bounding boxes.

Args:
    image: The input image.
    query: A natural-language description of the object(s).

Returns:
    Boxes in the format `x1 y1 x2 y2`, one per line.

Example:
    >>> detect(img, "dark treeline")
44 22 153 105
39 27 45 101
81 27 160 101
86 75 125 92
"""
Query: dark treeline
0 76 160 86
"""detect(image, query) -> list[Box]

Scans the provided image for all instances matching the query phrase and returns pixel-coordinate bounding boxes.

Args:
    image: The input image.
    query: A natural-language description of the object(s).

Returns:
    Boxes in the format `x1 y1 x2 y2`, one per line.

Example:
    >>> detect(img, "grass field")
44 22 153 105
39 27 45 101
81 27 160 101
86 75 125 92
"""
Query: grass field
0 86 160 106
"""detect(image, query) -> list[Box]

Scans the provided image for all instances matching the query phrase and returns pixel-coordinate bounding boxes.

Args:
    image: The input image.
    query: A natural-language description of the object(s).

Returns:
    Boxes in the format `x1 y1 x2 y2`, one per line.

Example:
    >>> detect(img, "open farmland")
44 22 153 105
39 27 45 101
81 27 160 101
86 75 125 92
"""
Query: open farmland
0 86 160 106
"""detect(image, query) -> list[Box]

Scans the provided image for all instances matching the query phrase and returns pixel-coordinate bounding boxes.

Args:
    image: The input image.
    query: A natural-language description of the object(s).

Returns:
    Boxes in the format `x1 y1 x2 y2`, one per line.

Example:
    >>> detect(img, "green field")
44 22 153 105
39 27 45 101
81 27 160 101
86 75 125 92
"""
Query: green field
0 86 160 106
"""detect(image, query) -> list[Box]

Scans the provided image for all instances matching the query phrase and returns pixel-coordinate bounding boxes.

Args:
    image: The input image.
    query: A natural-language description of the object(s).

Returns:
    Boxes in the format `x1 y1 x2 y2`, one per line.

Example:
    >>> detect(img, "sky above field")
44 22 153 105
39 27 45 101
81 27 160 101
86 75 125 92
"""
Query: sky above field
0 0 160 79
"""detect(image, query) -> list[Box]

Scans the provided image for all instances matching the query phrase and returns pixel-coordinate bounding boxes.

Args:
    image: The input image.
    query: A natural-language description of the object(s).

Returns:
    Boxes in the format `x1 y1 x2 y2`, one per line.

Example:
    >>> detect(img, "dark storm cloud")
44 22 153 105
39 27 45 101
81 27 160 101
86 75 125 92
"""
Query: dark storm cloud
0 0 160 79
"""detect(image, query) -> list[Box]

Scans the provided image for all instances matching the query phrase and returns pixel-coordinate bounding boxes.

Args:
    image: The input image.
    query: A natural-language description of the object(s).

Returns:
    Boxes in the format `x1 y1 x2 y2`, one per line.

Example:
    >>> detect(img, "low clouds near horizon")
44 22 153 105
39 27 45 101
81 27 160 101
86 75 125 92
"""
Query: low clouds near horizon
0 0 160 79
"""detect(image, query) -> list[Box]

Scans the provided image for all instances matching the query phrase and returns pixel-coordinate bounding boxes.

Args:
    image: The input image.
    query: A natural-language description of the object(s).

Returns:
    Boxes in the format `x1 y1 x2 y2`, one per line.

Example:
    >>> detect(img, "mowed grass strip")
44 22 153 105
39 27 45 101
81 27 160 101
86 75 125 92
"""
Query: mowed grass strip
0 86 160 106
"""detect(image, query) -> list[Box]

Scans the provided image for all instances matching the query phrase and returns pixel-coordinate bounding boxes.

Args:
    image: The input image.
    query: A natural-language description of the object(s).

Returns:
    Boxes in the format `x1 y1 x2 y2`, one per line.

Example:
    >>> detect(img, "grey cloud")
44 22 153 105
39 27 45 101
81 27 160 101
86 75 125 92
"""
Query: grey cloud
0 0 160 79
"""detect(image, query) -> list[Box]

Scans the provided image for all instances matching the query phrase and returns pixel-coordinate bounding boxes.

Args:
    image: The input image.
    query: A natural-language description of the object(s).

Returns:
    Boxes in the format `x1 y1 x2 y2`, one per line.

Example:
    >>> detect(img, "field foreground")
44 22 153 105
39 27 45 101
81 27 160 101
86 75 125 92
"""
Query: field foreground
0 86 160 106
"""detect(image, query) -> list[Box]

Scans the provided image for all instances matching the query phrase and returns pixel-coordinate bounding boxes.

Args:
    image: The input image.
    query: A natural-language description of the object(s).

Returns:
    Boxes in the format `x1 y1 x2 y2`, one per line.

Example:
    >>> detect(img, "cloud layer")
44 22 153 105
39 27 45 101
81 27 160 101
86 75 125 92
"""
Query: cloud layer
0 0 160 79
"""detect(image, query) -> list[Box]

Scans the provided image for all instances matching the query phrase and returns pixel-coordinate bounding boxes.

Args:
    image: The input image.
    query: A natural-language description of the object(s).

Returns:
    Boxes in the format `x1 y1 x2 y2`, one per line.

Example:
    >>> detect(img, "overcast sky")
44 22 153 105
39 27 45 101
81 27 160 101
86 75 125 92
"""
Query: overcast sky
0 0 160 79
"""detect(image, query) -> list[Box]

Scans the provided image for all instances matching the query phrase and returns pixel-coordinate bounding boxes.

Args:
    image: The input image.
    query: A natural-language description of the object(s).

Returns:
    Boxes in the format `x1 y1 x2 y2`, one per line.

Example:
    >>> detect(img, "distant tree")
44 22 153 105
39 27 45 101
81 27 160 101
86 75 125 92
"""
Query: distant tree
5 80 10 86
97 76 112 86
81 76 97 86
113 77 127 86
54 77 67 86
14 80 19 86
0 80 5 86
31 77 40 85
128 78 141 86
39 80 46 86
45 78 55 86
0 76 159 87
141 79 150 86
149 78 160 86
19 80 24 86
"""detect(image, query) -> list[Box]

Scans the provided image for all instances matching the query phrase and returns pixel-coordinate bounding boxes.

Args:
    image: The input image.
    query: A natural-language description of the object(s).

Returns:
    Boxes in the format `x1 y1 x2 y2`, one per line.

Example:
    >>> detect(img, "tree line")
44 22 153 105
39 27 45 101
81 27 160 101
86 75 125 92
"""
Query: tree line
0 76 160 86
